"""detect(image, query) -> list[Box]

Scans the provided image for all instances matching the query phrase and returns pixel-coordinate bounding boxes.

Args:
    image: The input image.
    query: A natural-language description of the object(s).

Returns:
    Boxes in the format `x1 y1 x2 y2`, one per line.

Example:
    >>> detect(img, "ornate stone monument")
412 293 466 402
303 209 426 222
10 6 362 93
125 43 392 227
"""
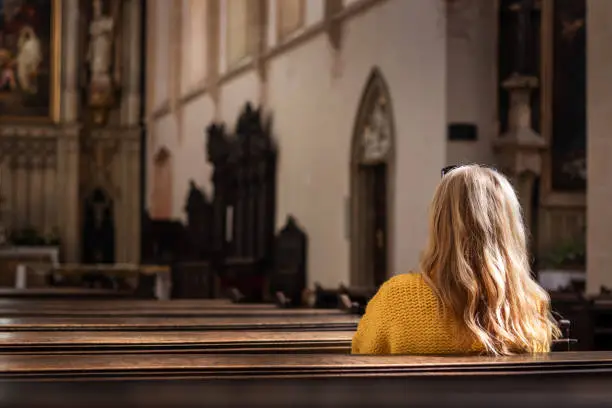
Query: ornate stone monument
494 0 546 234
0 0 143 265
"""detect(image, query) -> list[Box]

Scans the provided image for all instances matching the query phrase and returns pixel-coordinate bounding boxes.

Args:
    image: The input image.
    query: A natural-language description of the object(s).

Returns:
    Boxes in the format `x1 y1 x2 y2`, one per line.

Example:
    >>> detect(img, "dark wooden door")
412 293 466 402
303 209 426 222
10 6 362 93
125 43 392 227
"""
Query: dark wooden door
371 164 387 287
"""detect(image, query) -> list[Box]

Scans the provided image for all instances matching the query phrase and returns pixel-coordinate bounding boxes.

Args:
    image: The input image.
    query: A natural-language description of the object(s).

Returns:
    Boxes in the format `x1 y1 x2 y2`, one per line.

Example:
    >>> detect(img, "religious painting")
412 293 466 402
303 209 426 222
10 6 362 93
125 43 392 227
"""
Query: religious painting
551 0 586 191
0 0 61 122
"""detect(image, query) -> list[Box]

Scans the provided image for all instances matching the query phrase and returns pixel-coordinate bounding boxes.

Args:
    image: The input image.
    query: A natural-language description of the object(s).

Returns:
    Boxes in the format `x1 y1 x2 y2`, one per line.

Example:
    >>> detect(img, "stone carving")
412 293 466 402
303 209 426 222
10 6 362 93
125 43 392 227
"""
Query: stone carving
0 137 57 169
82 137 120 198
87 0 114 89
362 96 392 163
87 0 117 124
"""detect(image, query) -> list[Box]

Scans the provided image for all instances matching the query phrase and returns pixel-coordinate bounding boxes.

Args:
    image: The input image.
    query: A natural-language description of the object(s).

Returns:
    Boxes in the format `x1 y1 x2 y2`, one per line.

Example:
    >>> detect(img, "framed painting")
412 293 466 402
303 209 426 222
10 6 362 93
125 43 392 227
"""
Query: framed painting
0 0 61 122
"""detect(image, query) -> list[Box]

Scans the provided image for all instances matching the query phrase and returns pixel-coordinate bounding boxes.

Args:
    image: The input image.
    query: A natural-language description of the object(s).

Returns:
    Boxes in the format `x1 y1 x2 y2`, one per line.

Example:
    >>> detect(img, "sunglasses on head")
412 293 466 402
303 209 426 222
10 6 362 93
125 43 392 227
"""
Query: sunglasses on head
441 164 497 178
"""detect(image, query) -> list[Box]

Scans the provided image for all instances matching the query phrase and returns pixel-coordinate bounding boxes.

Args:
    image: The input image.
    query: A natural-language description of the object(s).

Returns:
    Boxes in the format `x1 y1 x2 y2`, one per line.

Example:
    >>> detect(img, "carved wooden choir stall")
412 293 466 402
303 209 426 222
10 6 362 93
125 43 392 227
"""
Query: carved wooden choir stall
142 103 309 302
206 103 278 302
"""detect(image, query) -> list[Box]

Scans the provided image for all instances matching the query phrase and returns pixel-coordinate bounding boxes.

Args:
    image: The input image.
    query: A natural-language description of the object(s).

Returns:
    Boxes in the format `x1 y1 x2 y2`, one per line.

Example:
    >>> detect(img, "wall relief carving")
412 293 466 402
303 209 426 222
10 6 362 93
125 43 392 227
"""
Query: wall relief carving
81 136 120 198
0 137 57 169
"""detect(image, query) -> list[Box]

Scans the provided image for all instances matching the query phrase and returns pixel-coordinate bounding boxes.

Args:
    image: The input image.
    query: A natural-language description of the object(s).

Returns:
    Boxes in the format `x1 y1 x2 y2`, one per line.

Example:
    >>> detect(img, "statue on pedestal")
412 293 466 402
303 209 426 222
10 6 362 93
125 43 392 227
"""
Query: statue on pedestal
86 0 117 125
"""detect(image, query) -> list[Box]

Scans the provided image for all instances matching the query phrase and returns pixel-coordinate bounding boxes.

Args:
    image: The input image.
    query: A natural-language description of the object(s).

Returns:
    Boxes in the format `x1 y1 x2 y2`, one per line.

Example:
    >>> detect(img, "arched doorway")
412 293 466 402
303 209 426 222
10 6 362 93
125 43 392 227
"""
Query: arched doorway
350 68 395 288
152 147 173 219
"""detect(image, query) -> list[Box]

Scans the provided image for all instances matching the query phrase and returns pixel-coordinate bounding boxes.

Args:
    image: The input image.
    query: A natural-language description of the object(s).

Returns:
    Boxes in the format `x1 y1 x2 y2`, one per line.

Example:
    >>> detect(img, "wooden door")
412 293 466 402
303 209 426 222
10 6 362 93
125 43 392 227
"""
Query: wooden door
371 164 387 287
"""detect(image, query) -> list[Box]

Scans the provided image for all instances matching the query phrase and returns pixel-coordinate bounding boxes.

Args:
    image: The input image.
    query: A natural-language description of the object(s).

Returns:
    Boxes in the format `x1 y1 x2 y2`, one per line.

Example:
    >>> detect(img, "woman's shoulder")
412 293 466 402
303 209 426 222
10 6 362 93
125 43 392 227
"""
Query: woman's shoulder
379 272 433 297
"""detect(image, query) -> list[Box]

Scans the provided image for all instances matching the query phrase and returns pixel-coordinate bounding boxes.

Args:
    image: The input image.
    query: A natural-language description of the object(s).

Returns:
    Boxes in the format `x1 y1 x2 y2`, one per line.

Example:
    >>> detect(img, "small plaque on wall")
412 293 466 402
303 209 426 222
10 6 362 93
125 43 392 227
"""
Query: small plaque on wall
448 123 478 141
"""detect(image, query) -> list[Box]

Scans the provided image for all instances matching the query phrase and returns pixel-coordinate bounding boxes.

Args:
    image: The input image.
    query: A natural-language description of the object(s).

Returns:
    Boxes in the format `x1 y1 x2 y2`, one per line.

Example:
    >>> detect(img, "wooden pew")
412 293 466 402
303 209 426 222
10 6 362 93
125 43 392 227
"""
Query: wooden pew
0 306 348 317
590 293 612 350
0 287 133 299
0 352 611 407
0 315 360 332
0 300 346 318
0 298 255 309
0 330 354 355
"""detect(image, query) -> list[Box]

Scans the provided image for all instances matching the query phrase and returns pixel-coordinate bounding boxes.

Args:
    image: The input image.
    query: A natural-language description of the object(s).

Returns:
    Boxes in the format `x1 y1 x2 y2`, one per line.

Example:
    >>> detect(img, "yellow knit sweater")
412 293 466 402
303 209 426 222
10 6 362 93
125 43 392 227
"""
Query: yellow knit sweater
351 272 485 355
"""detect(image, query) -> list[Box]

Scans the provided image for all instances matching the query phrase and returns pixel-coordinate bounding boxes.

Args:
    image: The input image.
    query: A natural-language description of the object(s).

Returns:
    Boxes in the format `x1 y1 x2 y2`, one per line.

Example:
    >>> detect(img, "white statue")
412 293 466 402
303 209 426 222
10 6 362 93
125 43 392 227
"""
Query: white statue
16 26 42 94
87 0 114 89
363 96 391 162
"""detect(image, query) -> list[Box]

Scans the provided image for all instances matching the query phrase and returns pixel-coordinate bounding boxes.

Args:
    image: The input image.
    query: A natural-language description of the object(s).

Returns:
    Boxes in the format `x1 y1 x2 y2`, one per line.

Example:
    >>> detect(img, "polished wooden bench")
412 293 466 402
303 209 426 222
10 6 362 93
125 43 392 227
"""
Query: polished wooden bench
0 315 361 332
0 287 133 299
0 330 354 355
0 352 611 407
0 298 259 309
0 305 347 317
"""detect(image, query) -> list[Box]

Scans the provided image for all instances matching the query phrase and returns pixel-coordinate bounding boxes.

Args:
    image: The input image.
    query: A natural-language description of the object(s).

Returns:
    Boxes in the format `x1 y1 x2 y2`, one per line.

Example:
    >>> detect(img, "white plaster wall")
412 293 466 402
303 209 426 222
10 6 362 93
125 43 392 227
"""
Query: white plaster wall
146 0 447 288
306 0 325 25
268 0 447 287
219 71 261 126
152 0 171 109
586 0 612 294
180 0 209 96
445 0 497 166
149 96 216 222
268 0 325 49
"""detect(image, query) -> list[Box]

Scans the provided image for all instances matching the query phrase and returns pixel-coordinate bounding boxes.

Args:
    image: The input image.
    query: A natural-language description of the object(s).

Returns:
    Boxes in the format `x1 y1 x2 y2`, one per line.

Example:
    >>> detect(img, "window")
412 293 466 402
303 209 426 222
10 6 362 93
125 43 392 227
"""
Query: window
277 0 305 41
181 0 209 94
226 0 251 66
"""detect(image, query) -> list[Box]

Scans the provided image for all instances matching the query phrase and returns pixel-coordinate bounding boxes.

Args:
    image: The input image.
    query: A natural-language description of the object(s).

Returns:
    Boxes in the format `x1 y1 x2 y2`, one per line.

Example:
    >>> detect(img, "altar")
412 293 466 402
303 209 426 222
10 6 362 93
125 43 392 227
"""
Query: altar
0 246 60 288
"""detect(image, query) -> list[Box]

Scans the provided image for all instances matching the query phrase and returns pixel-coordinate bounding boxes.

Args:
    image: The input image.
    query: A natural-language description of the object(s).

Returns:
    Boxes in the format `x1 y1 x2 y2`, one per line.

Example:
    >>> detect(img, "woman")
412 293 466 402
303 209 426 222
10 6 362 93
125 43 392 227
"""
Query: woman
351 165 560 356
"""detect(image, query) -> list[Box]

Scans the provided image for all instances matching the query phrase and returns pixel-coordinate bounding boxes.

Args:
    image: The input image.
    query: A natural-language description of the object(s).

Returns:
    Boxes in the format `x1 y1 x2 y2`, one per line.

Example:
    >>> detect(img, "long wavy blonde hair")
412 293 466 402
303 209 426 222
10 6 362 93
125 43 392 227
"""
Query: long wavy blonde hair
419 165 560 355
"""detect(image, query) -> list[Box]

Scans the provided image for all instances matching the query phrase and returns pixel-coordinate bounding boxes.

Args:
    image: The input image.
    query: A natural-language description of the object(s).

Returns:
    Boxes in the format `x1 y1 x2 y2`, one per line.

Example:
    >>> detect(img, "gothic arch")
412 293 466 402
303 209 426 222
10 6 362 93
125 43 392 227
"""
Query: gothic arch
349 67 396 287
152 147 173 219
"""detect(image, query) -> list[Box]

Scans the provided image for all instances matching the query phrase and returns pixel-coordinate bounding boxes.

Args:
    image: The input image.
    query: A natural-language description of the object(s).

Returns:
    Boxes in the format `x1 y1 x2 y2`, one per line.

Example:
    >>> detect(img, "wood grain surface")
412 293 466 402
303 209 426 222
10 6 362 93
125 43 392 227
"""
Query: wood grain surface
0 315 360 331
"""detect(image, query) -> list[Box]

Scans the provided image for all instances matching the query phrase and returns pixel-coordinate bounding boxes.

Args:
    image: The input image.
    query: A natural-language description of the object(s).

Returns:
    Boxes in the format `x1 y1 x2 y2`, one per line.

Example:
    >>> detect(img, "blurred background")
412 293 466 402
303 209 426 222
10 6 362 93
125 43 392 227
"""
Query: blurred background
0 0 603 335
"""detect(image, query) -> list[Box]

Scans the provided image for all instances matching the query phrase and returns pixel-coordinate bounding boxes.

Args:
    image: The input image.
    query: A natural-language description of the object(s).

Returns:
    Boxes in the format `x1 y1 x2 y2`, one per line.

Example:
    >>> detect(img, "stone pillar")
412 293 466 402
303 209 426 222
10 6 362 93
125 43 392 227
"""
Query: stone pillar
586 0 612 294
56 126 81 262
117 0 142 263
121 0 142 126
61 0 80 123
58 0 82 262
126 131 142 263
494 75 546 242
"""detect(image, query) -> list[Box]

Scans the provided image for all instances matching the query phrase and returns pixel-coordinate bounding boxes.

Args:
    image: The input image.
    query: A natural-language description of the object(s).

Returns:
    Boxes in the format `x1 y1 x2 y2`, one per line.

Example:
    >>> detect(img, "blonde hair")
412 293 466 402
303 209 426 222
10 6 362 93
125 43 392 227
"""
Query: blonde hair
419 165 560 355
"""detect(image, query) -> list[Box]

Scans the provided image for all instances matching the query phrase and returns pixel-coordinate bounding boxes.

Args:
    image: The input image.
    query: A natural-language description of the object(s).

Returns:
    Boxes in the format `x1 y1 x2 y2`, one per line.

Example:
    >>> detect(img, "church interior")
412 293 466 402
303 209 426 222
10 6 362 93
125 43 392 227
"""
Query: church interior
0 0 611 405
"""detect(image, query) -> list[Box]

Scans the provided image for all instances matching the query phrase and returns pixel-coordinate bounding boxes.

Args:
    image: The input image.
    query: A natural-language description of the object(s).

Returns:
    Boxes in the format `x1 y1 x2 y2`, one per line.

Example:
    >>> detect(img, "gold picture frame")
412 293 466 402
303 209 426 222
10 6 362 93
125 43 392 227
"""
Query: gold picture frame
0 0 62 123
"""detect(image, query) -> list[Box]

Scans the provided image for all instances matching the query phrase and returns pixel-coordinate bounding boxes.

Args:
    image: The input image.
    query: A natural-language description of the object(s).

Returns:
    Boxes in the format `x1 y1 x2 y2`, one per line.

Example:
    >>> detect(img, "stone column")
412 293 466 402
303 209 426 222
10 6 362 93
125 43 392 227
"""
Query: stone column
494 0 545 259
127 131 142 264
117 0 142 264
494 76 546 251
121 0 142 126
57 126 81 262
586 0 612 294
57 0 82 262
61 0 80 123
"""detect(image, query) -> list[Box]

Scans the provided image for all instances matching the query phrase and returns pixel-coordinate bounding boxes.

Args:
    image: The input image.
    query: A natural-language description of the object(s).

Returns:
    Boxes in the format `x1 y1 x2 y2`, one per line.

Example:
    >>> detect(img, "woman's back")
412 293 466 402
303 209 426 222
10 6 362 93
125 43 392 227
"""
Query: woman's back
352 273 485 354
352 165 559 355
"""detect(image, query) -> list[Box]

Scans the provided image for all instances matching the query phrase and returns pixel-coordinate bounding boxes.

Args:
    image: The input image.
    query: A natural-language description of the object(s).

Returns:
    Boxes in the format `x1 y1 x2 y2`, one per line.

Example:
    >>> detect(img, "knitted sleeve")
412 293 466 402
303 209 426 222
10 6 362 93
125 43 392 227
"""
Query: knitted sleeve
351 281 392 354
